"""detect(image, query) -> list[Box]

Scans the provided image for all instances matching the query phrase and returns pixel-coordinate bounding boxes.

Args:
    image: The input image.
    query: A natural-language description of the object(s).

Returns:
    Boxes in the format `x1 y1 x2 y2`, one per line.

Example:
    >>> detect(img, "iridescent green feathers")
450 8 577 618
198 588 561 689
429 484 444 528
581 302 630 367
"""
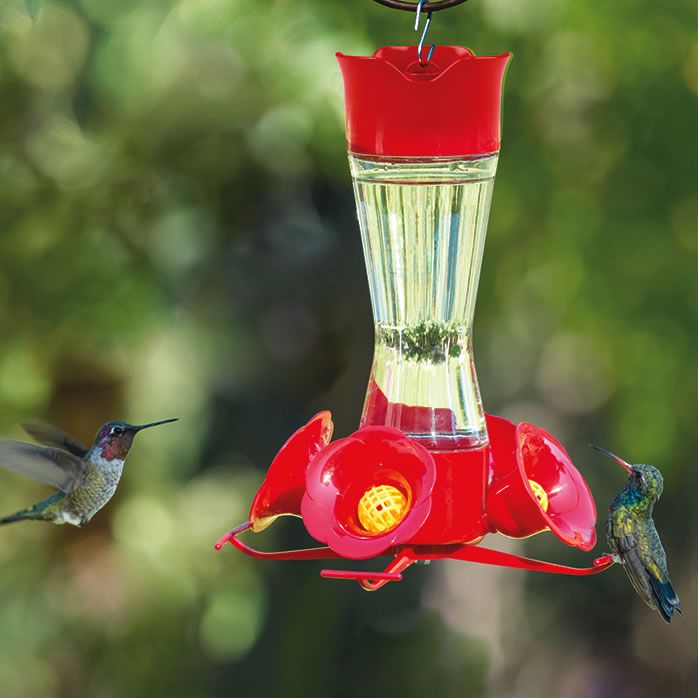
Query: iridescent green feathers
599 450 682 624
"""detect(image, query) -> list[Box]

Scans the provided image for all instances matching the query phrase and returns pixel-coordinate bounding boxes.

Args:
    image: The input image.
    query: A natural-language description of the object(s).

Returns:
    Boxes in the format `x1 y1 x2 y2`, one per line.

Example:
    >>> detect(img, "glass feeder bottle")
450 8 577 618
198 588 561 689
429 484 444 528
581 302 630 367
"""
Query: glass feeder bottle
338 46 510 451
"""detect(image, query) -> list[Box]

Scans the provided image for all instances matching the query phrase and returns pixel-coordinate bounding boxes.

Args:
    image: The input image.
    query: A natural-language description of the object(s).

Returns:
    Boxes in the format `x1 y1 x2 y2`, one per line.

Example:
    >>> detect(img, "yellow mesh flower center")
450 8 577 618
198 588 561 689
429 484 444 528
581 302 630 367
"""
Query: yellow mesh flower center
357 485 408 534
528 479 549 512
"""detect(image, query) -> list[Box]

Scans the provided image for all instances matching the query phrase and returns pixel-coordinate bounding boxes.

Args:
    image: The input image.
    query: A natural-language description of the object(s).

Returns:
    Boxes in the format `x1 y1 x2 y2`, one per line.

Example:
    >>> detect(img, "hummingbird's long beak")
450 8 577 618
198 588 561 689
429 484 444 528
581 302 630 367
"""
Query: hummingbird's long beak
131 418 179 432
590 444 633 473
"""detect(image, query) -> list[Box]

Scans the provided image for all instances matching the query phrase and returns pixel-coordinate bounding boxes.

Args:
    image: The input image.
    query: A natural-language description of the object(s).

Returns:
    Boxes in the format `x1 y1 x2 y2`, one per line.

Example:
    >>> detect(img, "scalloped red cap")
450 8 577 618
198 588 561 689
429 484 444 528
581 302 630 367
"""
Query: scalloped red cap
337 46 511 157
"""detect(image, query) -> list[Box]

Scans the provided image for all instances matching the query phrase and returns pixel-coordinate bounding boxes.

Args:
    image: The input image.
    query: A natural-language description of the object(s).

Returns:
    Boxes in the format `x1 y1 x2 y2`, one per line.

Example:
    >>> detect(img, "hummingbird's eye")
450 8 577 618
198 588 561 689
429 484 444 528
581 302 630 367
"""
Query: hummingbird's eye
110 426 124 436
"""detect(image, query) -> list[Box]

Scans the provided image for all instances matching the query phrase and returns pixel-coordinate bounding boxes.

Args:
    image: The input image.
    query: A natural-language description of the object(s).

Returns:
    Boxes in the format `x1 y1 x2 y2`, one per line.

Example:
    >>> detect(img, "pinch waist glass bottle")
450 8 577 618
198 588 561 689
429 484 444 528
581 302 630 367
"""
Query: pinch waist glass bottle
351 153 498 450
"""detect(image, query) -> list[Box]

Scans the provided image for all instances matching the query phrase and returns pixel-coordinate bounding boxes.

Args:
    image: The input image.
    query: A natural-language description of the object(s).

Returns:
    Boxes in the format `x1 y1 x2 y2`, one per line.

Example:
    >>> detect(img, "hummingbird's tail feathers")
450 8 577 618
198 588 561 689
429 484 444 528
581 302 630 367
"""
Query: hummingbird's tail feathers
0 507 51 525
0 491 65 526
649 575 682 624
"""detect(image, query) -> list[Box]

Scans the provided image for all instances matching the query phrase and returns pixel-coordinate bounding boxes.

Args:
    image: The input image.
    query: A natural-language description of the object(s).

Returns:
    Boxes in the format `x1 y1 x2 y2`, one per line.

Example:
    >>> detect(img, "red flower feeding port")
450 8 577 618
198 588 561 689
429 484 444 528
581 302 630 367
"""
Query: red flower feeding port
216 7 615 590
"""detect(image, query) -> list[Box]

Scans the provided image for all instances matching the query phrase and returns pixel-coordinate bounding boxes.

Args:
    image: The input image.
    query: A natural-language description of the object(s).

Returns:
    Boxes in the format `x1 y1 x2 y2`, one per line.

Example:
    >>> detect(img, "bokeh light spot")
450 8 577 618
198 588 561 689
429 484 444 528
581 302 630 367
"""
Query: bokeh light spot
200 587 264 661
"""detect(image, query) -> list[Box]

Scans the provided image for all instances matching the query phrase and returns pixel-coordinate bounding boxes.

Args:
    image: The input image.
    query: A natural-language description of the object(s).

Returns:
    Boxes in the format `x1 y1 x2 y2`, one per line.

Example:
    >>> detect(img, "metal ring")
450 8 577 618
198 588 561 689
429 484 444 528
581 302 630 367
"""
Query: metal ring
371 0 470 12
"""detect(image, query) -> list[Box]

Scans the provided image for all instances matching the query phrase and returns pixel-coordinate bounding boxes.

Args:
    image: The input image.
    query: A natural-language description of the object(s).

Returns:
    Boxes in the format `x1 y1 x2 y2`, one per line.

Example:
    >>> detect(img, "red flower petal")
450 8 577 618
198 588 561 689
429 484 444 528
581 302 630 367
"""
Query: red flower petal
517 422 597 551
484 414 597 551
248 412 333 532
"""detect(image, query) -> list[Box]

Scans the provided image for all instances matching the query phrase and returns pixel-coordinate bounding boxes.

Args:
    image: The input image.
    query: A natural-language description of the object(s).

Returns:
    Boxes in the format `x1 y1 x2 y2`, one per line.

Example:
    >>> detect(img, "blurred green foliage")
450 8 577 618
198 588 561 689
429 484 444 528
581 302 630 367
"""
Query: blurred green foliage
0 0 696 696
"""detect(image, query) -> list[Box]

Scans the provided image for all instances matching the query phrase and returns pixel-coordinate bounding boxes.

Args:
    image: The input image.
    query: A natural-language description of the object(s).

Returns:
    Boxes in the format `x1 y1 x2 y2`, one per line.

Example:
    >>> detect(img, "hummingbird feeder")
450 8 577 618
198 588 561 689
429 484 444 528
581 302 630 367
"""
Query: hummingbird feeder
216 0 615 590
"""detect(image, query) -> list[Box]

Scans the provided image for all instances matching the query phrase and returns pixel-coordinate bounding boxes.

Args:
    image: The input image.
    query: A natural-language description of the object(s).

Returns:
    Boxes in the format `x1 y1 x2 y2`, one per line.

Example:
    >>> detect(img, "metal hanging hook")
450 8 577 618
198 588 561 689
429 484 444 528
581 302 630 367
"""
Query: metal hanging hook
414 0 436 65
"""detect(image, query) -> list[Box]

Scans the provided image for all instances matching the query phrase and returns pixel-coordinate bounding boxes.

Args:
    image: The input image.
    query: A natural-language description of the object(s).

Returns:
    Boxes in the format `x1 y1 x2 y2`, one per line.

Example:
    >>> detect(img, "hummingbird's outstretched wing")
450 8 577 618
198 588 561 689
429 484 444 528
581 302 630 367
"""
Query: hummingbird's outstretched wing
21 422 88 458
0 440 88 493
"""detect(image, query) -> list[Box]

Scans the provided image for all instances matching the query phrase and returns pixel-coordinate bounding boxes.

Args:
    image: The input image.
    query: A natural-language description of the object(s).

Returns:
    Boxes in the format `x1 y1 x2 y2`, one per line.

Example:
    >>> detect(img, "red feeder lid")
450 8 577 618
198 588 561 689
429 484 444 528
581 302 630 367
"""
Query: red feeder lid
337 46 511 157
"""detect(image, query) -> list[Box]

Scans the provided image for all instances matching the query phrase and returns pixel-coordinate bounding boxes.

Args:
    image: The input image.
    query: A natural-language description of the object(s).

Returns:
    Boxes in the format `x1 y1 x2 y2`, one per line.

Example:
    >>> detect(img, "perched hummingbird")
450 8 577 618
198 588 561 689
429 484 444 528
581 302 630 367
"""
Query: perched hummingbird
0 418 177 527
593 444 682 623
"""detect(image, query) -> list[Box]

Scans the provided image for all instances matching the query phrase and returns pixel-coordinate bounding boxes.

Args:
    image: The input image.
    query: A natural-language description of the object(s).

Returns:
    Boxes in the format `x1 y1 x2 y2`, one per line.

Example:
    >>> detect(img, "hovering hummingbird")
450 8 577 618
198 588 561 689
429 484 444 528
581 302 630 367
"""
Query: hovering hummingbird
0 418 177 527
592 444 682 623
